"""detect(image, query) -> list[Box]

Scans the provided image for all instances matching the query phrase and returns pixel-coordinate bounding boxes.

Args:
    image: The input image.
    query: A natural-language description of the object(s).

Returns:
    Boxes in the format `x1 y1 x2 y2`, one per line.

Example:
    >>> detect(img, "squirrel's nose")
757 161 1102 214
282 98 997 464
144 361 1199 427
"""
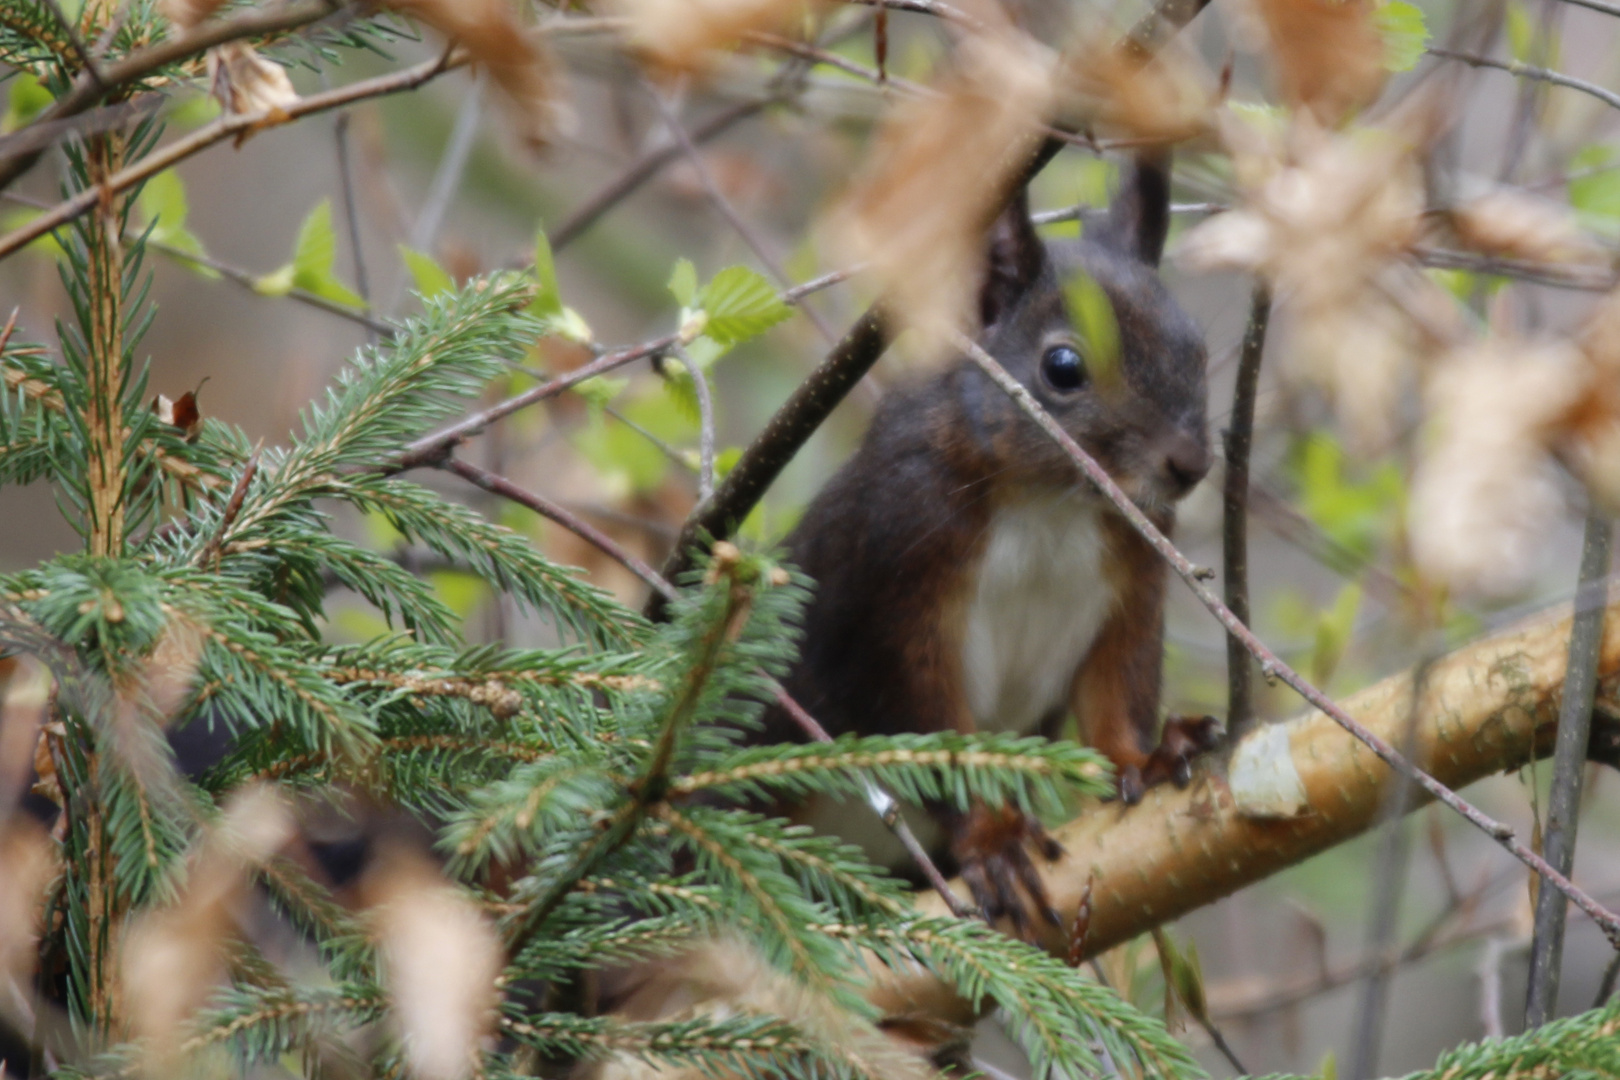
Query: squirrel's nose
1163 434 1211 496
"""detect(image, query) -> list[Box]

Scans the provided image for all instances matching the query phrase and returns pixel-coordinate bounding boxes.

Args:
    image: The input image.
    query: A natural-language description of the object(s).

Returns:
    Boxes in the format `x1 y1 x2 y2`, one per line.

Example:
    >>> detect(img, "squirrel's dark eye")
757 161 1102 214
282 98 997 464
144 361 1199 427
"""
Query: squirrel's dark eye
1040 344 1087 393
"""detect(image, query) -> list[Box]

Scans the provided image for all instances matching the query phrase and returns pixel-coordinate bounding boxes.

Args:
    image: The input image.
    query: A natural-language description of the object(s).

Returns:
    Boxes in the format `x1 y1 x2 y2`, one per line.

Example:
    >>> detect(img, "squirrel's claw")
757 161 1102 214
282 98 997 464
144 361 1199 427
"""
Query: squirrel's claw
951 804 1064 939
1140 714 1223 790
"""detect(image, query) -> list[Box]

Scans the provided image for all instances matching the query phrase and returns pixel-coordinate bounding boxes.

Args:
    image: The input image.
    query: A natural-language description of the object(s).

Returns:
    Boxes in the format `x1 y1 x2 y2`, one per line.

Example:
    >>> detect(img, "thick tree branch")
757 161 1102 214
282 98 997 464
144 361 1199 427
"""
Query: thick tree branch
872 590 1620 1023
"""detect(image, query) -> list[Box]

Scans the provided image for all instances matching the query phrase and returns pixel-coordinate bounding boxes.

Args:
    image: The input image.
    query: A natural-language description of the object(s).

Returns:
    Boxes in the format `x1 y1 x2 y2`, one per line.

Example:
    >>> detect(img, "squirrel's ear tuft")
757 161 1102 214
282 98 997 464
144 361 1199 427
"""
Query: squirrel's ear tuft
1096 150 1171 268
979 186 1047 332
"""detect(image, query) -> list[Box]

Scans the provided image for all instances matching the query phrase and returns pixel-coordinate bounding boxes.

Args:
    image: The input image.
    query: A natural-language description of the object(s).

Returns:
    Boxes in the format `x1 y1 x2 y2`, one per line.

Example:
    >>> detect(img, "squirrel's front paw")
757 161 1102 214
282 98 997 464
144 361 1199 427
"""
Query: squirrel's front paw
1140 714 1222 789
950 804 1063 939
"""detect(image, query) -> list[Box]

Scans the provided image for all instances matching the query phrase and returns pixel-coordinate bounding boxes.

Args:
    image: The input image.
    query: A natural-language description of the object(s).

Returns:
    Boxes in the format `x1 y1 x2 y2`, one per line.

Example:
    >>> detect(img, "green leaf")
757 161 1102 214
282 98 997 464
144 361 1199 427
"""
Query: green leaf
699 266 791 347
289 200 365 309
139 170 219 278
1570 144 1620 235
254 263 295 296
533 228 563 319
1063 271 1120 381
572 409 669 497
1375 1 1428 72
668 258 698 307
573 374 628 409
399 246 455 300
1291 432 1404 562
1311 581 1363 688
3 73 52 132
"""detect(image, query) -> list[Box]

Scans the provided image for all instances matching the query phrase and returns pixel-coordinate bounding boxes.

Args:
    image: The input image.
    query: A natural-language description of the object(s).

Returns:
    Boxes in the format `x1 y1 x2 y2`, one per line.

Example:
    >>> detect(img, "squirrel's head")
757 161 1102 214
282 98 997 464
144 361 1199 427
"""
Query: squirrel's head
968 155 1210 514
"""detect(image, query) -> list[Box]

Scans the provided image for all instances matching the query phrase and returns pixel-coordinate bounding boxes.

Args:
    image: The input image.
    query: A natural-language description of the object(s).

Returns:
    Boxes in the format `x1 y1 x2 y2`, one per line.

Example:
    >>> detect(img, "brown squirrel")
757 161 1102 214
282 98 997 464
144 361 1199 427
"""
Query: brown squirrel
761 156 1219 931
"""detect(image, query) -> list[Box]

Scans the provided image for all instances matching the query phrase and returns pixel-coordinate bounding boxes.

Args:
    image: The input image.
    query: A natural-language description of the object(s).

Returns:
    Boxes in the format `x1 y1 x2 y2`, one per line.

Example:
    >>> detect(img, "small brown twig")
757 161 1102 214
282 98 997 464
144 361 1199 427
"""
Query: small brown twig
442 456 675 602
1414 245 1619 292
0 49 464 261
954 330 1620 948
552 99 770 252
1427 46 1620 112
196 446 262 570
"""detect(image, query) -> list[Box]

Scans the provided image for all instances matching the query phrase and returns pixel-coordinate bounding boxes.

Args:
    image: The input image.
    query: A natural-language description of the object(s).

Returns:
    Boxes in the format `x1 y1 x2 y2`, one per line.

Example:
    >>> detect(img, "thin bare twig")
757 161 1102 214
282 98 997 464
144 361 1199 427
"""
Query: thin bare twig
954 330 1620 948
1350 655 1437 1080
197 447 263 570
1558 0 1620 16
551 99 769 252
0 50 465 262
410 71 485 254
1427 47 1620 112
443 456 674 600
1414 245 1618 292
1525 512 1613 1027
666 349 717 501
0 188 395 335
1221 285 1270 740
333 111 372 324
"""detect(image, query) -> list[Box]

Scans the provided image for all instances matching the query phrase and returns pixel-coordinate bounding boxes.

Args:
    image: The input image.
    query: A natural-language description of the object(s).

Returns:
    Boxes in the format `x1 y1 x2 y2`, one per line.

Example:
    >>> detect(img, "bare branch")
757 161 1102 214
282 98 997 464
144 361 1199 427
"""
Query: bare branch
1221 285 1270 741
1525 511 1612 1026
1428 47 1620 112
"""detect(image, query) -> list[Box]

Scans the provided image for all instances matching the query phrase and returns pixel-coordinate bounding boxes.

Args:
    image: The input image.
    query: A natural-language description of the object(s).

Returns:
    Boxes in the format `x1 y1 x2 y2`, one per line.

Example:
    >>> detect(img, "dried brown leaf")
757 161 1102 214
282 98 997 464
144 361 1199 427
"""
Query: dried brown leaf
0 658 48 813
1177 116 1440 450
1410 339 1586 597
1248 0 1387 124
1554 289 1620 508
386 0 569 148
367 849 501 1080
120 786 293 1066
613 0 820 75
160 0 228 29
207 42 298 117
1451 188 1608 267
1056 34 1215 143
829 27 1052 357
595 937 936 1080
0 821 53 986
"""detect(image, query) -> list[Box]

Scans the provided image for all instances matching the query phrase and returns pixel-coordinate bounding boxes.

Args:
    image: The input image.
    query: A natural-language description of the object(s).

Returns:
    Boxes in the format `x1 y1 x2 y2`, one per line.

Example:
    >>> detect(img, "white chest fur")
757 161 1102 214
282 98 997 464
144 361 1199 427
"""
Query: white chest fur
959 491 1114 734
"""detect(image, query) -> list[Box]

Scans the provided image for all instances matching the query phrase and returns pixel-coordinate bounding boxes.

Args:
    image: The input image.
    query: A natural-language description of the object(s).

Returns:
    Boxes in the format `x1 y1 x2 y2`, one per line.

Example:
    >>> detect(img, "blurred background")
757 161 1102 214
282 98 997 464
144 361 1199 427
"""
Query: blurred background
5 0 1620 1074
